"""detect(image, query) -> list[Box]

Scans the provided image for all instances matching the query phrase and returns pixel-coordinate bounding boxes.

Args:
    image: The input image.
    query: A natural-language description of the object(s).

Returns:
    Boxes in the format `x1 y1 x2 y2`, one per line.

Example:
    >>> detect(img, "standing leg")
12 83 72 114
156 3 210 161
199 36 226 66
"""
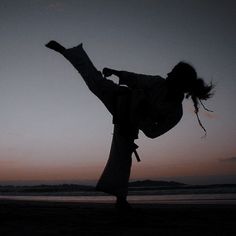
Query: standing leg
96 125 133 194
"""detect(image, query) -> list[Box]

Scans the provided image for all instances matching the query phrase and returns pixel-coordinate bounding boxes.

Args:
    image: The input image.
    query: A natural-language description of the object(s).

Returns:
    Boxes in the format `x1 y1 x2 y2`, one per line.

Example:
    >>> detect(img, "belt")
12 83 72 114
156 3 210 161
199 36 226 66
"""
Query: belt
132 143 141 162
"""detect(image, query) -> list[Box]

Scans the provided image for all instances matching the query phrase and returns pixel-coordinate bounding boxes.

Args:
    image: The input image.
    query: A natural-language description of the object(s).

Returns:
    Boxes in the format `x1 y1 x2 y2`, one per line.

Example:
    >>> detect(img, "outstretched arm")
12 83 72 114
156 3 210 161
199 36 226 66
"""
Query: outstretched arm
103 68 122 78
103 67 162 89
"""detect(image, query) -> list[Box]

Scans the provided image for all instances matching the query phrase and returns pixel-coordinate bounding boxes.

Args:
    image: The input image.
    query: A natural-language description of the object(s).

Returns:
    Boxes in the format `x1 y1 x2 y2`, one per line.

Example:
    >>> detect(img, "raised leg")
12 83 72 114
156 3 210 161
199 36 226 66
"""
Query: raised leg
46 41 121 116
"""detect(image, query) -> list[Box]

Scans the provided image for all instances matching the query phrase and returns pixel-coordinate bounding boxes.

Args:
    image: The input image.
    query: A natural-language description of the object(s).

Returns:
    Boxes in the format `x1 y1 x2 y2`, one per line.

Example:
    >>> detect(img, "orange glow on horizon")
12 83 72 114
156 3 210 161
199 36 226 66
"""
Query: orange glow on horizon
1 158 236 183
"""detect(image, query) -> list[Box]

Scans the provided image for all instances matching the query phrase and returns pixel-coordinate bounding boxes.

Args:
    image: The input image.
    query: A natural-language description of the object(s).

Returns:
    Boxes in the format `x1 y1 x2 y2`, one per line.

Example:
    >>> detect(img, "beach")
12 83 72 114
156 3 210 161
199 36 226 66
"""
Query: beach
0 200 235 236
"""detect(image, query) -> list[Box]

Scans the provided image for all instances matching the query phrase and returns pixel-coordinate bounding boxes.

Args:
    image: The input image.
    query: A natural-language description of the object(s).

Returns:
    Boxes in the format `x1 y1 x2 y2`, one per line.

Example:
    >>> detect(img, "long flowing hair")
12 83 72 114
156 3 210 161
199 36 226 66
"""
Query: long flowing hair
173 62 215 136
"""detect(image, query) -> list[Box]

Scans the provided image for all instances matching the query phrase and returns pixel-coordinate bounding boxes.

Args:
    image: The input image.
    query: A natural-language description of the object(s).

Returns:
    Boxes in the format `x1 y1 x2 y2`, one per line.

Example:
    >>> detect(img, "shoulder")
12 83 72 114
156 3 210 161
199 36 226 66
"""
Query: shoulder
148 75 166 87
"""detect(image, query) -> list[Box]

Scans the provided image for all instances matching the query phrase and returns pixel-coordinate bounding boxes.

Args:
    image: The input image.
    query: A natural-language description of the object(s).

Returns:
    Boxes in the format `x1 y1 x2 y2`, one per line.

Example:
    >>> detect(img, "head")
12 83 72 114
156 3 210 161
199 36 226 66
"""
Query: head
167 61 214 135
167 62 196 90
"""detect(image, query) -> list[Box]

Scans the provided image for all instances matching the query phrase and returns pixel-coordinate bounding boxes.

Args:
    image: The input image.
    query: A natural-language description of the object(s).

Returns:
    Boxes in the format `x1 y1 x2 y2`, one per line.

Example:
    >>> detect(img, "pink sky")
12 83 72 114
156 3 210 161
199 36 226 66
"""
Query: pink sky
0 1 236 185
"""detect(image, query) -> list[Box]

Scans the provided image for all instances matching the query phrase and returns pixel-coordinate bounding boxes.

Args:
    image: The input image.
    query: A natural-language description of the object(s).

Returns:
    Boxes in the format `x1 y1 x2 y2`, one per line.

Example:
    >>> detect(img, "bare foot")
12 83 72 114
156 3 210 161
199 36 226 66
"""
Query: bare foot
45 40 66 53
115 198 133 211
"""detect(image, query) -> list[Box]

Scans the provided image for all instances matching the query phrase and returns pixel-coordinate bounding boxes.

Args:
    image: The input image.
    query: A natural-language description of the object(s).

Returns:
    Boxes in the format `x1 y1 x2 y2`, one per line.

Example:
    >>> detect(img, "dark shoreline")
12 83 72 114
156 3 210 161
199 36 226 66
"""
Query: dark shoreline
0 199 236 235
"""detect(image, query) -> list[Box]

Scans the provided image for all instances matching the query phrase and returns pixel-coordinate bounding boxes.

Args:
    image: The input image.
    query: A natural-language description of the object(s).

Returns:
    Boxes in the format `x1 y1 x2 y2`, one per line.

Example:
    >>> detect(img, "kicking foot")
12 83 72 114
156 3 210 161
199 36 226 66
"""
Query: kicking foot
45 40 66 53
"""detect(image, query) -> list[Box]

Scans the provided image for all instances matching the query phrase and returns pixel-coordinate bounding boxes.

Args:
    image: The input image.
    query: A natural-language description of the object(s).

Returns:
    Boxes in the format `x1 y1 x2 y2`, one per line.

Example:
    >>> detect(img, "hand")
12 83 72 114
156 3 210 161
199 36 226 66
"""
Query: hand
102 68 113 77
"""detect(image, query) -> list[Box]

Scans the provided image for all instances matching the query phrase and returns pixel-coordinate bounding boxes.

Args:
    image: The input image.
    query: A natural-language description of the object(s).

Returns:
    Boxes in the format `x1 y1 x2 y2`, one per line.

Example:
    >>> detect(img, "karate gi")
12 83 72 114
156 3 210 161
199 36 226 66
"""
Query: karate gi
53 43 184 198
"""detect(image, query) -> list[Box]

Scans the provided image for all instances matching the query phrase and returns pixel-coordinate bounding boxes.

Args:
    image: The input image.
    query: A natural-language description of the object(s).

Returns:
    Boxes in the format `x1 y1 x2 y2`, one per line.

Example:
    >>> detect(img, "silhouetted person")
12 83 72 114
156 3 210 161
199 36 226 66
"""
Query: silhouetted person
45 41 214 210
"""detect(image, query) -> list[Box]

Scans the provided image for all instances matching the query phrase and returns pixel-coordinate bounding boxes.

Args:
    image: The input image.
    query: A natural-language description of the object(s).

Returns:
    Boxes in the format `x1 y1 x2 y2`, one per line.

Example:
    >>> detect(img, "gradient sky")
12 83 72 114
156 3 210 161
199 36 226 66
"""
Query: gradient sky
0 0 236 185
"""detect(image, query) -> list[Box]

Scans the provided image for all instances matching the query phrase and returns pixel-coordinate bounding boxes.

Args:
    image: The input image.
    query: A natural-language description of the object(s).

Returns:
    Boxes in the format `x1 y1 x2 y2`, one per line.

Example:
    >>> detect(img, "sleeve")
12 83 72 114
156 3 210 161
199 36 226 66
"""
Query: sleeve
119 71 163 90
140 106 183 139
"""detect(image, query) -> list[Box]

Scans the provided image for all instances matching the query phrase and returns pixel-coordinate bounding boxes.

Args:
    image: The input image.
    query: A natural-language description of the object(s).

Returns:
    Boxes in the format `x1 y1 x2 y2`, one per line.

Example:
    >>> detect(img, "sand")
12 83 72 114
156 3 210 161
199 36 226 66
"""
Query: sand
0 200 235 236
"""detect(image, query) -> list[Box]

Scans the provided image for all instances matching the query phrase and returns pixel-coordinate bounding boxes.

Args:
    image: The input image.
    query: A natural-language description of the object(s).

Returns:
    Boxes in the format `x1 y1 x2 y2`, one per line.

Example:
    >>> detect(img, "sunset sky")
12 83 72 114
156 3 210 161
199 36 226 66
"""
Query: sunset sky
0 0 235 185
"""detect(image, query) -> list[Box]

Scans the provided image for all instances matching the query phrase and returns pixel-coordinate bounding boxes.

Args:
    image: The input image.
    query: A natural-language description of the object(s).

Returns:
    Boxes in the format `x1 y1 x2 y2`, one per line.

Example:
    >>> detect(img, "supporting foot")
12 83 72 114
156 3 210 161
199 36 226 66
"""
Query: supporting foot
45 40 66 53
115 197 132 211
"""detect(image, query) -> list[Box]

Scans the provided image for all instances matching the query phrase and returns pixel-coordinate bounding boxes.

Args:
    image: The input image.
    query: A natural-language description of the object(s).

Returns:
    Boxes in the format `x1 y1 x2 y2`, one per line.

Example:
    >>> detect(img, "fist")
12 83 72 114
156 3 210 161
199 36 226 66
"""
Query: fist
103 68 113 77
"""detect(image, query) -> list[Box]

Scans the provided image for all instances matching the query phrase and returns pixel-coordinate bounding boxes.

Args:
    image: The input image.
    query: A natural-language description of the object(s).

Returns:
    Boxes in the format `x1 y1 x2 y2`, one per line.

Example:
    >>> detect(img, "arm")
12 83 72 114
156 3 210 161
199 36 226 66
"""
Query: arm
140 108 183 139
103 67 162 89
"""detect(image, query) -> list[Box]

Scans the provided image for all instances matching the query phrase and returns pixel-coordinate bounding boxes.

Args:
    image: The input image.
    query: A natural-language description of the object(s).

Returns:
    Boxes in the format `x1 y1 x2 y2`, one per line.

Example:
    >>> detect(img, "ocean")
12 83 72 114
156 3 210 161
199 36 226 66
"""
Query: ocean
1 192 236 204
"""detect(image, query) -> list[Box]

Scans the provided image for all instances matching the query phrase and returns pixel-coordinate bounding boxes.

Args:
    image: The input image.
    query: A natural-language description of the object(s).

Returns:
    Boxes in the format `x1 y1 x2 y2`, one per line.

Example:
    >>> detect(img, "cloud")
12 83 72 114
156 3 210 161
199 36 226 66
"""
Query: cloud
219 157 236 162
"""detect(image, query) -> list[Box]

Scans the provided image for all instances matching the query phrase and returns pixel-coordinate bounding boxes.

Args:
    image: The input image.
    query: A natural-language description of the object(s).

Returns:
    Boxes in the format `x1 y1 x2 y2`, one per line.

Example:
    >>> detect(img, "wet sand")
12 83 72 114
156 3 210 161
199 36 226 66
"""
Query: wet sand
0 200 235 235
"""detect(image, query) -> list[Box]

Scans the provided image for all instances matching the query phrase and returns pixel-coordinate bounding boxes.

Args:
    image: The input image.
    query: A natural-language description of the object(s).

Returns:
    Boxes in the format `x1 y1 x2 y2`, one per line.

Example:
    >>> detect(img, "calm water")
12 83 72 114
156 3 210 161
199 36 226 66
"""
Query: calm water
1 193 236 204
